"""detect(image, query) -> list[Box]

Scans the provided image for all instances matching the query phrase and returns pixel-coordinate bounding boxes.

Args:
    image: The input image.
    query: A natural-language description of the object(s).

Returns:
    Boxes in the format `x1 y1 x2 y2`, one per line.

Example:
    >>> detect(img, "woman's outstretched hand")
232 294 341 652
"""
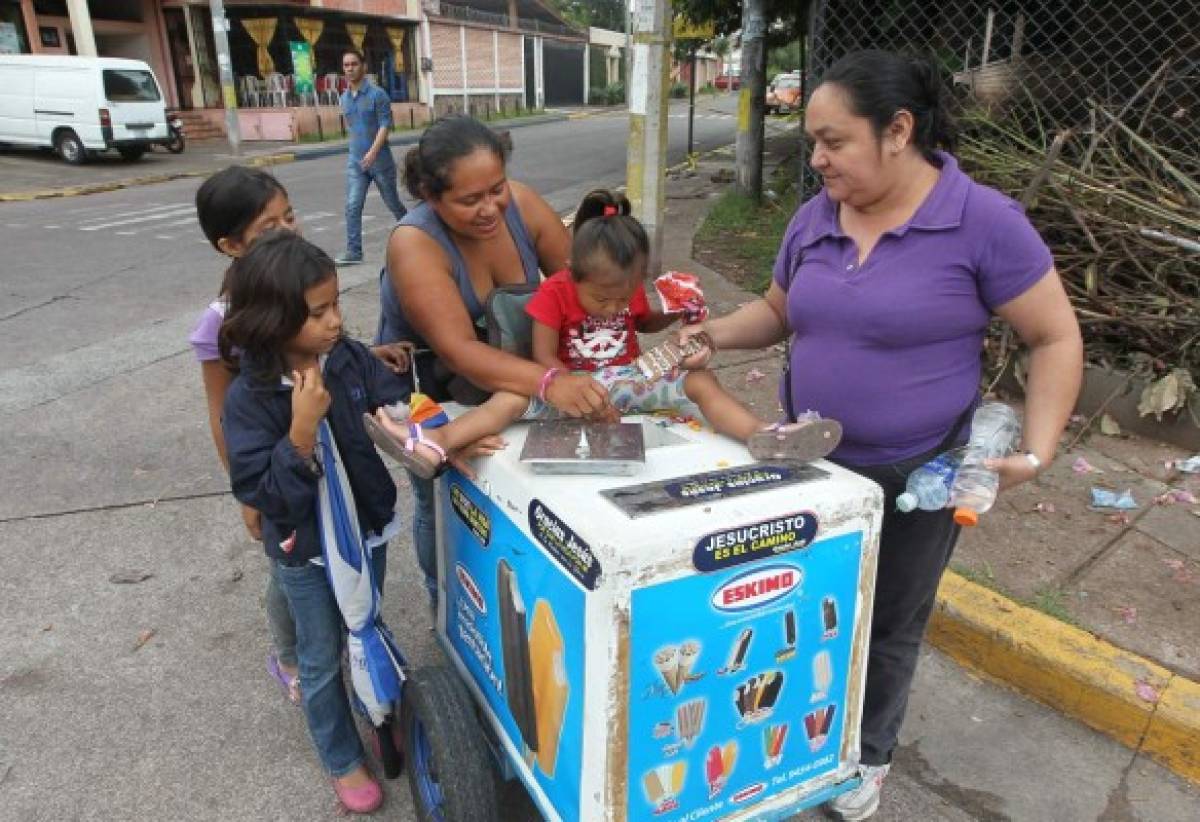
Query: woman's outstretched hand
545 372 612 418
986 454 1042 491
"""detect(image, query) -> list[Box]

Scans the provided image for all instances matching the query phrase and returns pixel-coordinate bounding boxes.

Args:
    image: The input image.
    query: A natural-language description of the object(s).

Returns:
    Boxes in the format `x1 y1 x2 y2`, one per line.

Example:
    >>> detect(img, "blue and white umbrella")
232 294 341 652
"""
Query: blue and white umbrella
315 418 407 727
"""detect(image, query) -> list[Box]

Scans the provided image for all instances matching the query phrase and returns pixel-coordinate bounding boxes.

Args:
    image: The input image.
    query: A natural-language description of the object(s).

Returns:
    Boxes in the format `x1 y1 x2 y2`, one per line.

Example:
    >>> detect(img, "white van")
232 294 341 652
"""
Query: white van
0 55 169 164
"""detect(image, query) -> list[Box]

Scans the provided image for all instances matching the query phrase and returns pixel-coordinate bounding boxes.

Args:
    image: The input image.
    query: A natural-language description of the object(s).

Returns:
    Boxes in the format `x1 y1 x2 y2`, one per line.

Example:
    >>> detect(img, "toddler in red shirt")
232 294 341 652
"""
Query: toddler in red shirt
364 190 840 477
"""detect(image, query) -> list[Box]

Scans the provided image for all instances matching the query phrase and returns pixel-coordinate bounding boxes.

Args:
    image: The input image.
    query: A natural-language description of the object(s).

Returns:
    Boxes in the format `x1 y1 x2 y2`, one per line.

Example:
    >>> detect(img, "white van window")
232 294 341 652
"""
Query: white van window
103 69 160 102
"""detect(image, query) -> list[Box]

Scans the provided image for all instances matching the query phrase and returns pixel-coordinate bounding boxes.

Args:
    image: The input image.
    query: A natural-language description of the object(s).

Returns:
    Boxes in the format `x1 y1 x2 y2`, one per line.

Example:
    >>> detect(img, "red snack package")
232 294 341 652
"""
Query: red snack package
654 271 708 324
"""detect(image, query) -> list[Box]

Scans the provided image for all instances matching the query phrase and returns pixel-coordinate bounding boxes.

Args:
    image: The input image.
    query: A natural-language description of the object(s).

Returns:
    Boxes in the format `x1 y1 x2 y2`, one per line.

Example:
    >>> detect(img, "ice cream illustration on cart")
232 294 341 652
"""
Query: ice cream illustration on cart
653 640 702 695
718 627 753 675
775 609 797 662
642 761 687 815
811 650 833 703
497 560 569 776
704 740 739 798
763 723 789 768
804 704 837 752
733 670 784 726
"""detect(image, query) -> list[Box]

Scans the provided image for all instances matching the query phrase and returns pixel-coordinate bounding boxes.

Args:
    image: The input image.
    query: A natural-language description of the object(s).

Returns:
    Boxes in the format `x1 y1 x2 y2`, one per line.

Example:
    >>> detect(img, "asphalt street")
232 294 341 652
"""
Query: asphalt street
0 99 1195 821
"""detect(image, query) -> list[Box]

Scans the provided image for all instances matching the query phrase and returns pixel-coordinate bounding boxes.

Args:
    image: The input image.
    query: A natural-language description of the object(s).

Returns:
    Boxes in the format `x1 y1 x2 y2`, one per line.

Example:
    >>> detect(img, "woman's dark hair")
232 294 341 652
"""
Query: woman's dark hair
218 231 338 383
403 115 510 200
818 50 957 162
195 166 287 250
570 190 649 282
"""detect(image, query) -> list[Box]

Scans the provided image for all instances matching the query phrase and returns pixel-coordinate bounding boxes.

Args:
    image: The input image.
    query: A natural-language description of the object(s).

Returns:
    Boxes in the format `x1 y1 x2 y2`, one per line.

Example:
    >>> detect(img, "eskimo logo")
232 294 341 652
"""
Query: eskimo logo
732 782 766 804
711 564 802 612
455 563 486 614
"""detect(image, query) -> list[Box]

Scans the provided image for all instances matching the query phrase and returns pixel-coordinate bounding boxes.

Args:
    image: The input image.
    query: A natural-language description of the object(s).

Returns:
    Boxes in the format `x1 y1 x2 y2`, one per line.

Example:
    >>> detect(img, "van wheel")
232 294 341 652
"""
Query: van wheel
55 131 85 165
118 146 146 162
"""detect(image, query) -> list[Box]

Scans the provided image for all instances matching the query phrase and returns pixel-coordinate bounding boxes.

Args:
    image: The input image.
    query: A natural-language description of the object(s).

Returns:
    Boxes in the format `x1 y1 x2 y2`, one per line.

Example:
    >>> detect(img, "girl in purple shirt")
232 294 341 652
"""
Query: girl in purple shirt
680 51 1082 821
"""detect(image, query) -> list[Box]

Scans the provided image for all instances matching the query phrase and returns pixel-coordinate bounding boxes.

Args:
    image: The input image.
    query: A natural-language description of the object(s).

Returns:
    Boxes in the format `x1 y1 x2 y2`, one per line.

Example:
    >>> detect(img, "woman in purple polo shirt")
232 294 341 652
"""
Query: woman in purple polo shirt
683 51 1082 820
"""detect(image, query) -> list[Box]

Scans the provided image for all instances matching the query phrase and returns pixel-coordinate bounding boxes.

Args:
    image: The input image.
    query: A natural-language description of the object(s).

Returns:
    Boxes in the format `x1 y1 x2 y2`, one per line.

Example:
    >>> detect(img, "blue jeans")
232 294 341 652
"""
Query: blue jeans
345 158 406 258
265 564 297 668
273 545 388 777
406 471 438 605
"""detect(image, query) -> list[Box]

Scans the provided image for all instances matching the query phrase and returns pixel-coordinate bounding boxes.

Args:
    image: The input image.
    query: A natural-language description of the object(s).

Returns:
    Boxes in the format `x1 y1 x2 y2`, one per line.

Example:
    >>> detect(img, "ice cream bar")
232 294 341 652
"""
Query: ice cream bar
529 599 568 776
497 560 539 752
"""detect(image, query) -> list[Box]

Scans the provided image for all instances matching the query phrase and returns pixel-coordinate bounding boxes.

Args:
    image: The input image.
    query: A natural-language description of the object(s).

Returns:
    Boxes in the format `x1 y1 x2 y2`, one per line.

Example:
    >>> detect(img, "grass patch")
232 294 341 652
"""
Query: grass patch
950 565 1082 628
694 186 799 293
950 561 1003 595
1029 585 1080 627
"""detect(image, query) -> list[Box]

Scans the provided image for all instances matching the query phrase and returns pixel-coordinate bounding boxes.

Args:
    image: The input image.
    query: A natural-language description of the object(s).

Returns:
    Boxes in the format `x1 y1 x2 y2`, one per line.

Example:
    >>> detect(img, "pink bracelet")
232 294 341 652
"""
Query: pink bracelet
538 368 562 402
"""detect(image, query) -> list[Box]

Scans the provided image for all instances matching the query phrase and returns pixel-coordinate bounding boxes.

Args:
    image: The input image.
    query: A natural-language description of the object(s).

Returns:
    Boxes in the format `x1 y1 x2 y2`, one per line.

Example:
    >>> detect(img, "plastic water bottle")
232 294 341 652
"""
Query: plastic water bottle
895 448 965 512
950 402 1021 526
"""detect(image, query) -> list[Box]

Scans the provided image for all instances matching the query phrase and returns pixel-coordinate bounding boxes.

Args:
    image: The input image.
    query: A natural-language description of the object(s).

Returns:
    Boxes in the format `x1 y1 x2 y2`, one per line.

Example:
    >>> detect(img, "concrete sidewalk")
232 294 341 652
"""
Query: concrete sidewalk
657 148 1200 787
0 112 568 202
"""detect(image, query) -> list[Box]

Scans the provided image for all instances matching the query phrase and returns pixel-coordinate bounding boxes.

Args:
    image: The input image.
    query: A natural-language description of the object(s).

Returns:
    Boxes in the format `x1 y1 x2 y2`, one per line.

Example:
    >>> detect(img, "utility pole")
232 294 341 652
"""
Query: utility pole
736 0 766 201
625 0 673 276
208 0 242 156
686 43 697 156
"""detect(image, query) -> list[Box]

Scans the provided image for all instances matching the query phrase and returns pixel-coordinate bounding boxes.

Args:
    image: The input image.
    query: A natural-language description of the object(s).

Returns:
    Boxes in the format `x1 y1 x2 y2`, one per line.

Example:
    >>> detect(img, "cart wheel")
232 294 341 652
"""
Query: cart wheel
402 665 500 822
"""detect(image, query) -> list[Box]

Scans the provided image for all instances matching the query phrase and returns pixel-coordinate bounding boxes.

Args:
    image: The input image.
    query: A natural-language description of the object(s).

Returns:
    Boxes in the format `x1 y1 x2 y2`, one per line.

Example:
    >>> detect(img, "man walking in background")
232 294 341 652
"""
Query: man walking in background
336 48 406 266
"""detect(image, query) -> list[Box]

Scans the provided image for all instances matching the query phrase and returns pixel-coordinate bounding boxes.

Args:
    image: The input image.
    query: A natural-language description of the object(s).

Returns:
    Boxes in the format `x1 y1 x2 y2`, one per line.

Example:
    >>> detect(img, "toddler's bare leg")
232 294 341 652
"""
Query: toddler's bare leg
683 370 762 442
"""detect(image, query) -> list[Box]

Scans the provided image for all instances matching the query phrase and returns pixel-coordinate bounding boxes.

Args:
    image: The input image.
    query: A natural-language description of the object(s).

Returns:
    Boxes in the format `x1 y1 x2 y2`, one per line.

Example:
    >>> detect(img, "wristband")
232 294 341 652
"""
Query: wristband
538 368 562 402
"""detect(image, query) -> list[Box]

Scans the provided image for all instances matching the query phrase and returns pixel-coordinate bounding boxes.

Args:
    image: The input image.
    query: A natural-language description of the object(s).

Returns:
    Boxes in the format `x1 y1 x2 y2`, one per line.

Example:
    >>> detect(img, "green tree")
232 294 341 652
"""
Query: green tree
673 0 809 47
541 0 626 31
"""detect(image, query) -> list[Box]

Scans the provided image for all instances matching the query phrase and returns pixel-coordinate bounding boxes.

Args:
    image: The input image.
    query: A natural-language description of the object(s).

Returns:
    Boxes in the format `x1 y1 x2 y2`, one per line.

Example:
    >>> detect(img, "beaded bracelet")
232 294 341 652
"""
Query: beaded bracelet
538 367 562 402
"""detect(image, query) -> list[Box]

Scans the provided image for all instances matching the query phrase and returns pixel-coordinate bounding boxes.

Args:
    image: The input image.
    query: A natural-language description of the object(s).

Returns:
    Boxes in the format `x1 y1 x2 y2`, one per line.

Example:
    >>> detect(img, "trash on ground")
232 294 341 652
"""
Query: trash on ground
1134 680 1161 704
1090 488 1137 509
1034 501 1056 513
1099 414 1122 436
109 570 153 585
133 629 156 651
1115 605 1137 625
745 368 766 384
1155 489 1197 505
1073 456 1103 474
1169 455 1200 473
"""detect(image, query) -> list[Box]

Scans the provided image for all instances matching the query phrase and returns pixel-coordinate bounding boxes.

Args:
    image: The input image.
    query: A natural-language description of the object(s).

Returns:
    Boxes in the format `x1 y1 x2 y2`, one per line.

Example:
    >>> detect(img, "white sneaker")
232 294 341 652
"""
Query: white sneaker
827 763 889 821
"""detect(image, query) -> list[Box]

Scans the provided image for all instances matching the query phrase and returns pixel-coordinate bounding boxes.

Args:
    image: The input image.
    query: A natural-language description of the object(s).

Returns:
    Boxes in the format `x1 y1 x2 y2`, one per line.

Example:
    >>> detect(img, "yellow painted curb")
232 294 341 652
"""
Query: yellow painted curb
930 571 1199 784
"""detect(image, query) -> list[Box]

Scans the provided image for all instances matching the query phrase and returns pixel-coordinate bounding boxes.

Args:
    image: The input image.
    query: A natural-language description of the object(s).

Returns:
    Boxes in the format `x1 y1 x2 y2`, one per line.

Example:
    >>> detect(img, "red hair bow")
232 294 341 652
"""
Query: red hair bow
602 204 618 217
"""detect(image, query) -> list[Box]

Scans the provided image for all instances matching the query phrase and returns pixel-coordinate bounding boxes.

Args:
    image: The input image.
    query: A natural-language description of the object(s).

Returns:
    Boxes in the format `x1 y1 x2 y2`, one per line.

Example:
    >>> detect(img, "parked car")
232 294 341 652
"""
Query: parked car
0 55 169 164
714 73 741 91
766 71 802 114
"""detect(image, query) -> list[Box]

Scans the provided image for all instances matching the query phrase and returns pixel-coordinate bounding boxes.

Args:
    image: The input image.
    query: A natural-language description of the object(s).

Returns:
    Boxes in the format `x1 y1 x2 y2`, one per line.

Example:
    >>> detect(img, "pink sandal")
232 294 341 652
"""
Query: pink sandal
266 653 301 706
332 771 383 814
363 413 448 480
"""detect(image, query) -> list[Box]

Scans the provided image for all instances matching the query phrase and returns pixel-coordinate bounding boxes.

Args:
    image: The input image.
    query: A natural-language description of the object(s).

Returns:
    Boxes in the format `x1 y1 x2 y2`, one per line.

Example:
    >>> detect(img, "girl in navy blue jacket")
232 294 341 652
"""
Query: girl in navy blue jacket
219 231 408 813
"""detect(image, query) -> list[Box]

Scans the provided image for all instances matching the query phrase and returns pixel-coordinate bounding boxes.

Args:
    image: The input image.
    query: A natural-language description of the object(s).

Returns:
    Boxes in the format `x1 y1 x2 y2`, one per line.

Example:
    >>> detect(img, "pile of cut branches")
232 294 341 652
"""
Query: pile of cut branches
958 101 1199 423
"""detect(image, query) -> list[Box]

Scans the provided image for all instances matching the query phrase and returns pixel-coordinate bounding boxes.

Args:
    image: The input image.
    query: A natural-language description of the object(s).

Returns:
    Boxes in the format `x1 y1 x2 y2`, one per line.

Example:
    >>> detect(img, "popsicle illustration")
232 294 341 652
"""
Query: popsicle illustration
497 560 539 755
529 599 568 776
719 628 753 675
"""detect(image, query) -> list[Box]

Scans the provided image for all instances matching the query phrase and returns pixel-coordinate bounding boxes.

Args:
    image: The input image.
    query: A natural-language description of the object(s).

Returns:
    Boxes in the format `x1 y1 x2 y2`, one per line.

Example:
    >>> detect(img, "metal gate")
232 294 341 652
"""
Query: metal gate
524 37 536 109
543 40 584 106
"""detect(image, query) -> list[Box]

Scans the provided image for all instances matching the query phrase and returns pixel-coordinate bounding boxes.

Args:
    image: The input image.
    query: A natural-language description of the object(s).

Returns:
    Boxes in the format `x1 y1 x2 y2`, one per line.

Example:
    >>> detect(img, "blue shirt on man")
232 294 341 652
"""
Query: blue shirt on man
341 79 394 167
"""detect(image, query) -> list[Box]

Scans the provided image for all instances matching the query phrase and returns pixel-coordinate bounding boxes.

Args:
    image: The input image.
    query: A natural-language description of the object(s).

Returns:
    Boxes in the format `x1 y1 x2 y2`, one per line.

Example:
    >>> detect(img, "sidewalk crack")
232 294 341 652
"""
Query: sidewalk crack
0 490 231 525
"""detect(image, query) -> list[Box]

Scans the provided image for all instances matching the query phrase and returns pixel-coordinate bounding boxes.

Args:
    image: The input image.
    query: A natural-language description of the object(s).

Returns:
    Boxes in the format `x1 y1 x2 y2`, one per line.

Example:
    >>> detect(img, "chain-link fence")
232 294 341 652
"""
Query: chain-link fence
802 0 1200 382
805 0 1198 178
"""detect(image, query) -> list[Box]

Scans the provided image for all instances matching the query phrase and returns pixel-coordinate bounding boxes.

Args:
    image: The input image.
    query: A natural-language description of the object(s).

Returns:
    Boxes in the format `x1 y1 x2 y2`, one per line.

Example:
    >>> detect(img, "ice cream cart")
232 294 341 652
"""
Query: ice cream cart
402 415 883 822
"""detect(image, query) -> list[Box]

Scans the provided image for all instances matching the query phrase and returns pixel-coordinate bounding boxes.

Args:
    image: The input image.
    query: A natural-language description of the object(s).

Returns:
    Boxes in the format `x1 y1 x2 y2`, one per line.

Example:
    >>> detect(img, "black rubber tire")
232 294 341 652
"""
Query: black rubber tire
55 130 85 165
117 146 146 162
401 665 500 822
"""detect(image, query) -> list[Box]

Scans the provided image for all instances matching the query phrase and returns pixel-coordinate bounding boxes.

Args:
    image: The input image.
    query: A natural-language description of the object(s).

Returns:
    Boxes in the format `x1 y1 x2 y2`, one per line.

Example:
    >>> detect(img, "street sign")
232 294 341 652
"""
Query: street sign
673 17 715 40
289 40 314 94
